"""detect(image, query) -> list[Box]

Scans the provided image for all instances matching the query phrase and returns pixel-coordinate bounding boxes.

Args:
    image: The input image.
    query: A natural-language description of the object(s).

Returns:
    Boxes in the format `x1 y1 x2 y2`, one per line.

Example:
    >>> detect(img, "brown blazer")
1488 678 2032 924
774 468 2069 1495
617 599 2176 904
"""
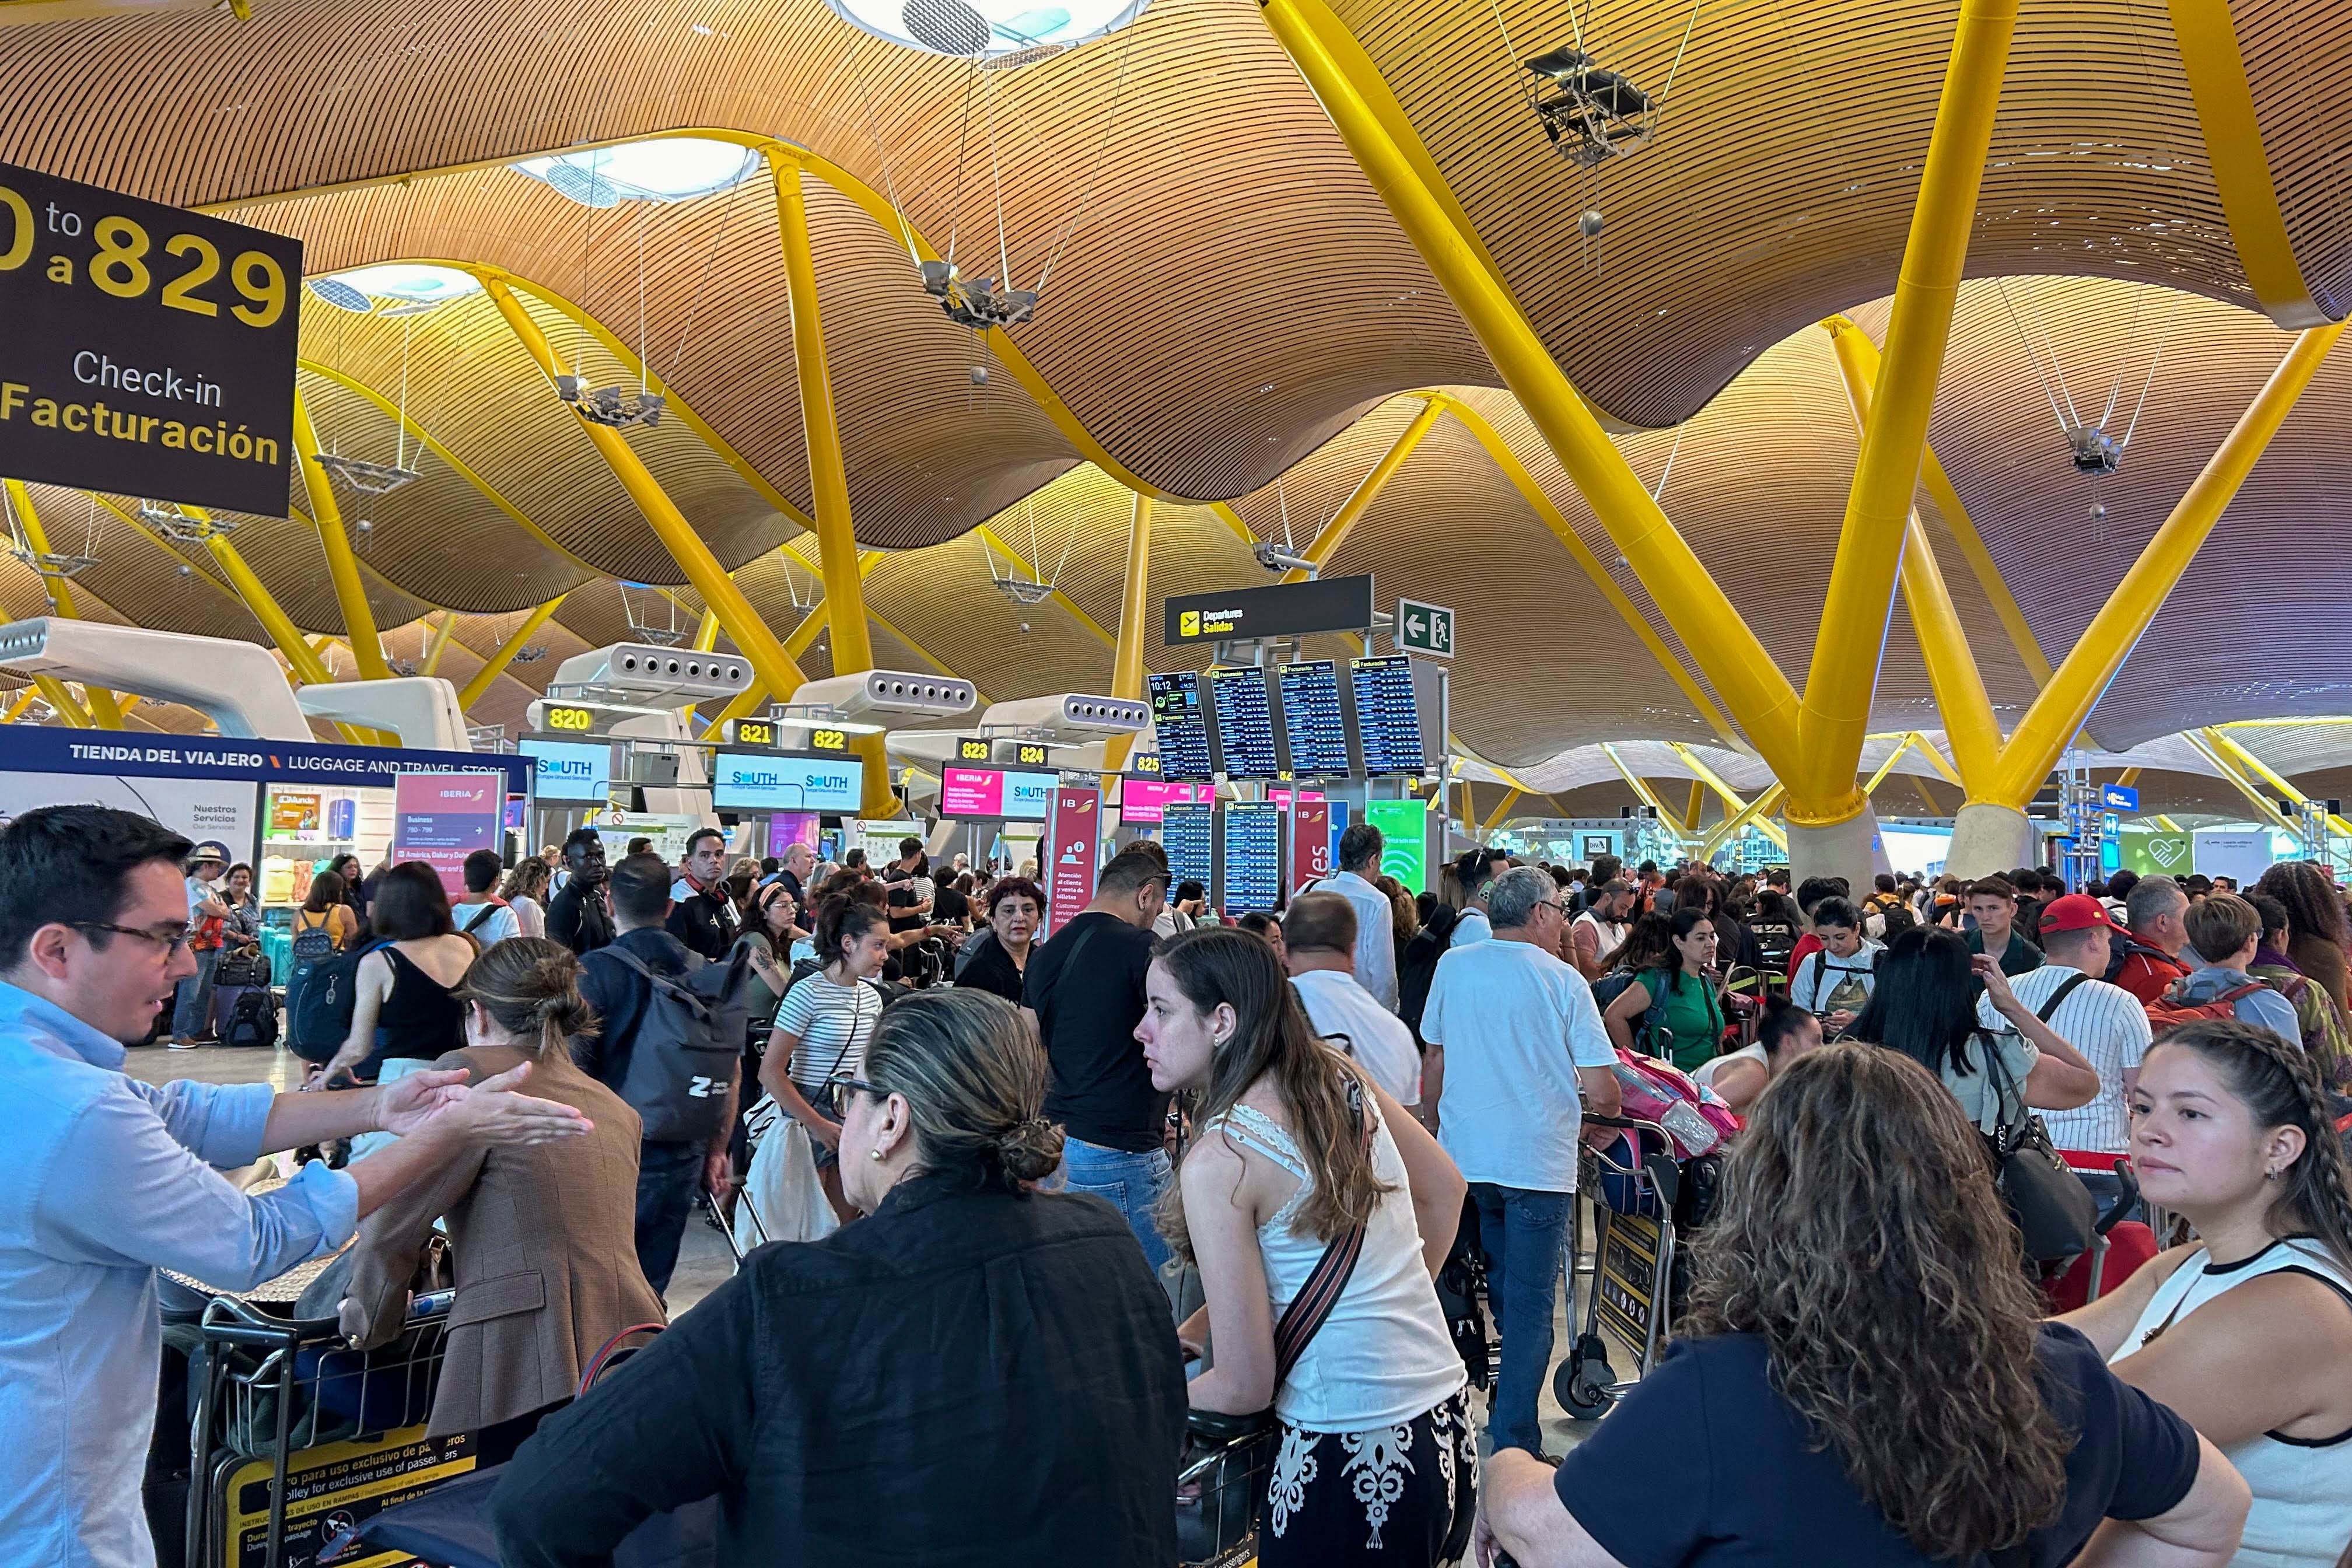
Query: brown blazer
344 1043 665 1437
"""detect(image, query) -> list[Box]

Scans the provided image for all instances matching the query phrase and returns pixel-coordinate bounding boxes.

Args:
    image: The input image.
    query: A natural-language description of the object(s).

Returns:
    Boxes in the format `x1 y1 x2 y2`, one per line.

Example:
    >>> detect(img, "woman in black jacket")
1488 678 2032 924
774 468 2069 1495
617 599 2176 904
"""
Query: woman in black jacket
491 988 1188 1566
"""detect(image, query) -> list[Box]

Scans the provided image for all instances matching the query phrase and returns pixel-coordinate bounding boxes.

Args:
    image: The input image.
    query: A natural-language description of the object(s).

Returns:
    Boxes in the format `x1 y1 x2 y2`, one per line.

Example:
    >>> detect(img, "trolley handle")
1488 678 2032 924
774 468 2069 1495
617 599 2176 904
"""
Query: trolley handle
197 1293 303 1348
2096 1160 2141 1238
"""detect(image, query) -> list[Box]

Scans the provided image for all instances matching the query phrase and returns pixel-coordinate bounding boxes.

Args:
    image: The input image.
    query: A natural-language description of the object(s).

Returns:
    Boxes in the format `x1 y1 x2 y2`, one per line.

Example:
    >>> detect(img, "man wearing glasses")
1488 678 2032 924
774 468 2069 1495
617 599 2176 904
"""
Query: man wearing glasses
1418 865 1622 1462
0 805 594 1568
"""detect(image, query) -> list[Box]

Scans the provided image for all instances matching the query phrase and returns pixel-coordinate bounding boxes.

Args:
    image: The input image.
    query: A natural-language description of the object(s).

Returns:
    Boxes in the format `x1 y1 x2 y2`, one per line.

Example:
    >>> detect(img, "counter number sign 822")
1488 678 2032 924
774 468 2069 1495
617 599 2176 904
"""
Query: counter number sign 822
0 159 302 519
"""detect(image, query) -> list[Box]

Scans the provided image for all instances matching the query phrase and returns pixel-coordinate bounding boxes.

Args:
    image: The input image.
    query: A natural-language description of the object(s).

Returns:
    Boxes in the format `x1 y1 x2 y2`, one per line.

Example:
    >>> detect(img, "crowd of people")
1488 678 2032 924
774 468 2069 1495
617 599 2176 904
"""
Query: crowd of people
12 802 2352 1566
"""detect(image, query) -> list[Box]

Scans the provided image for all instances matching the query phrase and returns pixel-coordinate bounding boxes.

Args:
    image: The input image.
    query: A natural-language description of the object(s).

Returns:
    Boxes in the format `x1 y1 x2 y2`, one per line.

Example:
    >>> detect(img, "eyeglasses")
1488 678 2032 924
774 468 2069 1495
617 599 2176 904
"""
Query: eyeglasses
825 1070 885 1100
1533 900 1566 916
72 921 192 958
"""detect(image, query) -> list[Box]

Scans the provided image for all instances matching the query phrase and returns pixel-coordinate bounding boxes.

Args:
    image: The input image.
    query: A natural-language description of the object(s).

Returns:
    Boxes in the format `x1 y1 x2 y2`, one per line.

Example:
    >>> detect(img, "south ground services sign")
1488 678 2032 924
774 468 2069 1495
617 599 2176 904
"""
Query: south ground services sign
0 160 303 516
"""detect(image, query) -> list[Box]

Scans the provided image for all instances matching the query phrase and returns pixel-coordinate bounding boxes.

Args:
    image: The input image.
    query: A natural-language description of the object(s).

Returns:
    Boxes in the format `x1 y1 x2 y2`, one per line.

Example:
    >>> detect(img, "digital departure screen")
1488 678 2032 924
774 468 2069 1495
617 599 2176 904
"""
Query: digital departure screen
1351 654 1428 775
1221 802 1284 912
1278 660 1350 778
1161 803 1215 892
1208 666 1280 780
1148 671 1214 782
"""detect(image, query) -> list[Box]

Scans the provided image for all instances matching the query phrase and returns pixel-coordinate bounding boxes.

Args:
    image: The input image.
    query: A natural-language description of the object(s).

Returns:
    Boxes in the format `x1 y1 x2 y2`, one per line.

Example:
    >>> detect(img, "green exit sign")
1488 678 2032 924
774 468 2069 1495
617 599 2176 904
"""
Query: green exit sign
1396 597 1454 659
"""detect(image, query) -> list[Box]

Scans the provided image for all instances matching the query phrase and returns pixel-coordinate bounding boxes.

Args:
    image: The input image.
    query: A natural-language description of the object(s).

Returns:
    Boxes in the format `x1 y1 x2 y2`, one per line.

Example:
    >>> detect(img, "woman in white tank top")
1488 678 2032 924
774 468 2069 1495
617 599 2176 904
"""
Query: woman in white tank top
1138 926 1473 1566
2060 1017 2352 1567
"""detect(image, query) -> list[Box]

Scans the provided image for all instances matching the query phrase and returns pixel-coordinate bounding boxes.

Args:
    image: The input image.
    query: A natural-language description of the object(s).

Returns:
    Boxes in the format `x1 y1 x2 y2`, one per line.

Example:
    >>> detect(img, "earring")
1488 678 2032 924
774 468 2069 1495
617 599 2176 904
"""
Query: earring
2266 1167 2281 1181
869 1148 884 1161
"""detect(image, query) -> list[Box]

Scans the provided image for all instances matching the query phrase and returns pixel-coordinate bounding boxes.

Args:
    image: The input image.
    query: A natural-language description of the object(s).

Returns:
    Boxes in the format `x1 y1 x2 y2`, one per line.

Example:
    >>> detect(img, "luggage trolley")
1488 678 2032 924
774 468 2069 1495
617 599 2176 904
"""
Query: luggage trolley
1553 1112 1685 1422
1175 1409 1276 1567
180 1281 459 1568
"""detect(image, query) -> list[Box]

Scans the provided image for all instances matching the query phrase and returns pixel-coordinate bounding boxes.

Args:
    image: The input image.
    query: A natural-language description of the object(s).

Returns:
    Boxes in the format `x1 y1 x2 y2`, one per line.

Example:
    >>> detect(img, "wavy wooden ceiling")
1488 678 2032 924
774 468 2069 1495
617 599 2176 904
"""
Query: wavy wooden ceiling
5 0 2352 782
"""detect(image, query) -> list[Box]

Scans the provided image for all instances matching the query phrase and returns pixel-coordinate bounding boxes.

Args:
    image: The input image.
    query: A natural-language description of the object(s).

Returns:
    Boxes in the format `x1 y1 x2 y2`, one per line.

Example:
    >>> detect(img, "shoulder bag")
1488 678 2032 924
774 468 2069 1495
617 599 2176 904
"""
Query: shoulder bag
1980 1023 2096 1263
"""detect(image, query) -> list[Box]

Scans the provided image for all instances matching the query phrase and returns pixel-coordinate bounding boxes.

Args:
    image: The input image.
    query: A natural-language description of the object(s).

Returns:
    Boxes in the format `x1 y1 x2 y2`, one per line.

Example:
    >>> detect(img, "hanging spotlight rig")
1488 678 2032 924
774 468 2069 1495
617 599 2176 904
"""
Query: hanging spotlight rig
2066 424 2122 474
1522 47 1658 166
555 374 667 429
920 261 1038 330
313 452 421 494
138 501 237 543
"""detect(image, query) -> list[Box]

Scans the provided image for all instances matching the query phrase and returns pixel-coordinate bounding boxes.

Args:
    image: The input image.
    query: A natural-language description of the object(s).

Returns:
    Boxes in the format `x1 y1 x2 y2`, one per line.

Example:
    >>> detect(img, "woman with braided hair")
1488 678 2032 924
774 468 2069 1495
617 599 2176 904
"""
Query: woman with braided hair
337 937 662 1443
2064 1017 2352 1566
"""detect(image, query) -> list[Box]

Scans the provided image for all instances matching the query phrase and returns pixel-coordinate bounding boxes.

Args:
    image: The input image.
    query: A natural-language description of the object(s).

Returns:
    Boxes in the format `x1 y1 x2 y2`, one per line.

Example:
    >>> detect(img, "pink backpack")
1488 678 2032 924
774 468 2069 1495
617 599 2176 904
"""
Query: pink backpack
1606 1048 1741 1158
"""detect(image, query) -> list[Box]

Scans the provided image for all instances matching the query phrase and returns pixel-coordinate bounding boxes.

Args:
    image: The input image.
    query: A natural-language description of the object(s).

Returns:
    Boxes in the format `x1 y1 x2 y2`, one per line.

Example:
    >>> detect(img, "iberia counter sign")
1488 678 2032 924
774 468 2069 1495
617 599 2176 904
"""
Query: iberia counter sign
1042 784 1102 936
0 159 303 517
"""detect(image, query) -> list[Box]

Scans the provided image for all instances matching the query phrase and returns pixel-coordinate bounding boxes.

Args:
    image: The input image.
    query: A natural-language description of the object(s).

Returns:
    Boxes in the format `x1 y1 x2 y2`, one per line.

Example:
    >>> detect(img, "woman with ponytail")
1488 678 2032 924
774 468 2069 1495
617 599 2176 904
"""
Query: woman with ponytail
2064 1017 2352 1565
338 937 661 1444
1143 926 1473 1566
491 988 1188 1566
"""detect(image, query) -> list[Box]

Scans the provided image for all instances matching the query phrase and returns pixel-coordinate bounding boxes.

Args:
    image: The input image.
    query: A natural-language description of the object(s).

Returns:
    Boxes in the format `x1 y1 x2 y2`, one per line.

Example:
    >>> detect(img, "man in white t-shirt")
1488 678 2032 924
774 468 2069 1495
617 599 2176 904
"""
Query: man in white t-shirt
1569 878 1634 979
450 850 520 949
1304 823 1399 1010
1421 866 1620 1460
1980 895 2152 1195
1282 892 1419 1107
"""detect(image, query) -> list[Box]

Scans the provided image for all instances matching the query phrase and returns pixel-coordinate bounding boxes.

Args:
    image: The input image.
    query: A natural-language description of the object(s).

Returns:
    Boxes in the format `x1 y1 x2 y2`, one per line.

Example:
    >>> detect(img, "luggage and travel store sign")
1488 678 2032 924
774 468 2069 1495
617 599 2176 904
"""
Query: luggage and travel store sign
0 726 530 793
0 159 303 517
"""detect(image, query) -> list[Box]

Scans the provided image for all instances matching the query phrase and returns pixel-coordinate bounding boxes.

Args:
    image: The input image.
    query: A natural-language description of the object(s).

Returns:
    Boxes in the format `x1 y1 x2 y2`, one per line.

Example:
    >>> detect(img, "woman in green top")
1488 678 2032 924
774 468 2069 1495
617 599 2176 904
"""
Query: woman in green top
1601 906 1726 1074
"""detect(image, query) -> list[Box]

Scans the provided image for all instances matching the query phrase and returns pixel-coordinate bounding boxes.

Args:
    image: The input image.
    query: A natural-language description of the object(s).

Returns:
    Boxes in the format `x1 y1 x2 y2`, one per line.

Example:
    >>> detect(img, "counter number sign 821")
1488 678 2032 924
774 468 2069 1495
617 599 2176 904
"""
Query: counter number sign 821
0 159 302 519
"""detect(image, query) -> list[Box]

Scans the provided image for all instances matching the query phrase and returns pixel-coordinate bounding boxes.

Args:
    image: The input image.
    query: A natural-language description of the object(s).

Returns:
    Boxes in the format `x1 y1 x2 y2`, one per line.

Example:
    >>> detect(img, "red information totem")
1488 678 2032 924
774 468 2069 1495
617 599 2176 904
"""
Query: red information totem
1292 797 1332 892
1043 785 1103 936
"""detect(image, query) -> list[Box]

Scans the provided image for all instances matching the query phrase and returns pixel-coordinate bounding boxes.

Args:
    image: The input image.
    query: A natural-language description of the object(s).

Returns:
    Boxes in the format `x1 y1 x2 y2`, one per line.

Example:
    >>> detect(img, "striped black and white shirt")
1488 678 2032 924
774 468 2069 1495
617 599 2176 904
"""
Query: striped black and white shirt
1975 963 2151 1154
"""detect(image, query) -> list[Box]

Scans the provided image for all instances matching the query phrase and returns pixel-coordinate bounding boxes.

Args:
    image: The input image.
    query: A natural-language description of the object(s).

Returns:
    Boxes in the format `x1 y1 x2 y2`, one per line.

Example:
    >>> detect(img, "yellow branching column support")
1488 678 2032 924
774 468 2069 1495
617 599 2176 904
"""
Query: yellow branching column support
1281 398 1443 583
482 272 811 730
1258 0 1804 785
1105 492 1154 772
1824 318 2003 790
292 391 393 682
458 597 566 713
1791 0 2018 848
4 480 123 727
1983 326 2344 814
765 150 894 817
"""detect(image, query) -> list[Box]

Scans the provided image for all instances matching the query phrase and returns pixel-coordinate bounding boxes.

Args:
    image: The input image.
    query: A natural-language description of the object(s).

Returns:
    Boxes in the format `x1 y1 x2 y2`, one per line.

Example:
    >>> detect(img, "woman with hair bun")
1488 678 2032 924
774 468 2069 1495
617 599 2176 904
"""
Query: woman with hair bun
2064 1017 2352 1566
337 937 660 1444
492 988 1187 1566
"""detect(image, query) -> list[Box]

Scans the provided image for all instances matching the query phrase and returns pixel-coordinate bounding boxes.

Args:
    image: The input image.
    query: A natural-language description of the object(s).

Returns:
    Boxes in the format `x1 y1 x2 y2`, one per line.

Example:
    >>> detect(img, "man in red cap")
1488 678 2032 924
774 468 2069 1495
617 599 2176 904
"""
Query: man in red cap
1975 893 2151 1208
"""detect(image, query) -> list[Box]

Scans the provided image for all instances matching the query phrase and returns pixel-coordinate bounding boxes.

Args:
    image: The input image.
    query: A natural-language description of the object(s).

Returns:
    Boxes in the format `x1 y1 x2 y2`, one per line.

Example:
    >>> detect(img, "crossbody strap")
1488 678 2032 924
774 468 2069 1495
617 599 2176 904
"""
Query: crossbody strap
2035 970 2091 1024
1270 1076 1376 1389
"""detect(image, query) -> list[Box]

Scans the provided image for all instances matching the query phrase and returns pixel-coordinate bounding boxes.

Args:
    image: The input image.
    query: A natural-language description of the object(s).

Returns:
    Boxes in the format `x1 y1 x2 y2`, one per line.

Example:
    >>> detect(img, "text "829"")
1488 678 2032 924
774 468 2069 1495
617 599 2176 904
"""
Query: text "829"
0 187 286 328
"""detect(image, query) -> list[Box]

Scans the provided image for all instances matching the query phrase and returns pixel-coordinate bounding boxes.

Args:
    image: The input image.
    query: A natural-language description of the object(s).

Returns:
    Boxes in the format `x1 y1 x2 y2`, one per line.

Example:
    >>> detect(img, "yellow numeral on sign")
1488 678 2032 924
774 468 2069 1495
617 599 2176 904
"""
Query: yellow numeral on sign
0 186 30 272
90 215 150 298
229 250 285 328
160 233 220 317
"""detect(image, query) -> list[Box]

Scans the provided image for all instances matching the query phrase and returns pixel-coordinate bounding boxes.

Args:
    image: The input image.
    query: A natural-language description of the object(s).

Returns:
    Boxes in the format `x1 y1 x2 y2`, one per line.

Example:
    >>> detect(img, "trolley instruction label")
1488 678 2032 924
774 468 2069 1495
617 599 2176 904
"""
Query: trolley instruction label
225 1426 475 1568
1596 1212 1664 1352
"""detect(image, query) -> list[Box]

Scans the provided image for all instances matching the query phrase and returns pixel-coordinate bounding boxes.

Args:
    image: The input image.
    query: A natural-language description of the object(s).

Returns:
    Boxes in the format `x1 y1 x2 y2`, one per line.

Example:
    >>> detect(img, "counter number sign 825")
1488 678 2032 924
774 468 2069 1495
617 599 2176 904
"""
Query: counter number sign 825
0 159 302 519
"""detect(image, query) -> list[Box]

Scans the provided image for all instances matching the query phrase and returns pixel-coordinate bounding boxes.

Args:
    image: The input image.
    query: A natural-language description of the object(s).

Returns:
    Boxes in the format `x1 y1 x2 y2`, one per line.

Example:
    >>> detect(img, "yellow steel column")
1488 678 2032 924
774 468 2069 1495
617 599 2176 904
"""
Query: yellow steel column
1990 324 2344 805
1 687 38 723
1863 733 1920 796
292 391 393 681
1481 788 1524 834
1682 780 1707 834
1280 398 1443 583
765 151 892 816
1669 742 1788 851
2182 732 2303 838
4 480 123 727
202 535 334 690
1906 731 1965 787
2205 728 2352 836
698 684 768 742
1793 0 2020 822
1105 491 1154 772
457 596 566 713
1258 0 1804 783
1918 443 2053 685
1825 318 2003 790
1700 782 1786 860
692 610 720 653
420 611 458 677
481 274 810 709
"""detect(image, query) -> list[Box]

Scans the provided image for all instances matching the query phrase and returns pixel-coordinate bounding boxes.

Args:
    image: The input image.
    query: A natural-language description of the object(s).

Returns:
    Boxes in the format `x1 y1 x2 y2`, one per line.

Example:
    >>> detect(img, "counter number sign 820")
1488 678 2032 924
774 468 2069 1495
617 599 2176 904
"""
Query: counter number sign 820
0 159 303 520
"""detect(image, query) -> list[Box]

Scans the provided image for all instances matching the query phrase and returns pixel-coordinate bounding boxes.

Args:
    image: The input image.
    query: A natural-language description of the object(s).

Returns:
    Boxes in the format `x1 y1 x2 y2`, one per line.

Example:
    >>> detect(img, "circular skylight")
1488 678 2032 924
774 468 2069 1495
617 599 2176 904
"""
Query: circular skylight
310 264 484 309
510 139 762 208
824 0 1150 60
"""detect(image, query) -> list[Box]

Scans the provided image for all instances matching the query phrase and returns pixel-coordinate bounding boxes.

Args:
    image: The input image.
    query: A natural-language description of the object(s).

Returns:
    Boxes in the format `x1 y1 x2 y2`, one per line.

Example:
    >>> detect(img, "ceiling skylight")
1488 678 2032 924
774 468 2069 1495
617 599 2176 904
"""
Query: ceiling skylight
511 139 762 208
824 0 1149 60
306 264 484 314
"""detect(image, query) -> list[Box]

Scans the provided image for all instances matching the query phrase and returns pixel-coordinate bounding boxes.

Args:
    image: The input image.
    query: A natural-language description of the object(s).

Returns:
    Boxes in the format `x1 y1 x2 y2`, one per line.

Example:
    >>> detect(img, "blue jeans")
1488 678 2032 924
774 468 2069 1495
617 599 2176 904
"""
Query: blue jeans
170 947 221 1040
1055 1136 1172 1275
1469 1181 1572 1456
636 1140 706 1300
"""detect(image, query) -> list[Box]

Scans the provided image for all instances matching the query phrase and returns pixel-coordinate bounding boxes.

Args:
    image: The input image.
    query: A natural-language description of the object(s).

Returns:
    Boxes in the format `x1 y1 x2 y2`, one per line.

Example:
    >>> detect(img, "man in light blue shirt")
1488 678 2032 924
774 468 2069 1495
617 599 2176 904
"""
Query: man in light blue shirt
1306 821 1400 1010
0 805 594 1568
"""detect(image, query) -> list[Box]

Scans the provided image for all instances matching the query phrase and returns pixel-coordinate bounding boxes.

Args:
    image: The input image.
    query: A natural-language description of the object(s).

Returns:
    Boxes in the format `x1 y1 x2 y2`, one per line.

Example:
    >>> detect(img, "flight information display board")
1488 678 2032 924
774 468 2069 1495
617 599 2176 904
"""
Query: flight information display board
1278 660 1351 778
1148 671 1214 782
1208 666 1281 780
1351 654 1428 775
1220 802 1284 912
1161 803 1215 892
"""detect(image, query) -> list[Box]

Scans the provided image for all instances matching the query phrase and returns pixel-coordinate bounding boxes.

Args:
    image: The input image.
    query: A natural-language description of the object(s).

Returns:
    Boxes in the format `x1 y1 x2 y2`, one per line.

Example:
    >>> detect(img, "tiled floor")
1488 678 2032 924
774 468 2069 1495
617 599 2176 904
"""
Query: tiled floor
131 1042 1633 1450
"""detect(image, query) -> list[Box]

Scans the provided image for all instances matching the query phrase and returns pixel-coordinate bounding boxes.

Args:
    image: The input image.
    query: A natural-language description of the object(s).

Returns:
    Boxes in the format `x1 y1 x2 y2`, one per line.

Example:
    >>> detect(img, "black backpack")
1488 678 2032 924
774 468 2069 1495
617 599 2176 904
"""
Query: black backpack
222 989 279 1050
289 939 388 1065
592 944 753 1144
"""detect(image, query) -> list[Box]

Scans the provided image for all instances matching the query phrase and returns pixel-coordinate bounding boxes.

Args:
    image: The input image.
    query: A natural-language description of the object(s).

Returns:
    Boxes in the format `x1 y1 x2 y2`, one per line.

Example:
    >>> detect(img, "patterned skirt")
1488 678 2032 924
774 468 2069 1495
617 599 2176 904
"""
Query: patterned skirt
1261 1387 1478 1566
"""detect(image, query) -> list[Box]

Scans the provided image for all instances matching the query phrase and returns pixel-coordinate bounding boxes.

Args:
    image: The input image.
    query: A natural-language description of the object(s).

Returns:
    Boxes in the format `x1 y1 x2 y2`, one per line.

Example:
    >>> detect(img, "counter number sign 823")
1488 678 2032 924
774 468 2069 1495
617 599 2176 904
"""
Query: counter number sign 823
0 159 303 519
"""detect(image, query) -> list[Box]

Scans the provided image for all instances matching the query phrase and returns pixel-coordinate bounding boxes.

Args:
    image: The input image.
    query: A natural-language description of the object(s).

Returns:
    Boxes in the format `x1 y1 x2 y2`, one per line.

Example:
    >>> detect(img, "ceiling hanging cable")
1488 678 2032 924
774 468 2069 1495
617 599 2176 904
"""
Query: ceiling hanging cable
856 74 926 272
664 166 752 377
1033 20 1142 297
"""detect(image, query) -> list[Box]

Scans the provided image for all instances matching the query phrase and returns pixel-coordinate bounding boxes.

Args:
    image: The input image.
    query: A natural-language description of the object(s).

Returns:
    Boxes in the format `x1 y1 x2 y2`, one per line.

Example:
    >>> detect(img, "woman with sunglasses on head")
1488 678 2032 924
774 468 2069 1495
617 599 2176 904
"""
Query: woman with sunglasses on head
1479 1042 2251 1568
760 894 890 1226
492 988 1186 1566
1142 926 1474 1566
2062 1018 2352 1566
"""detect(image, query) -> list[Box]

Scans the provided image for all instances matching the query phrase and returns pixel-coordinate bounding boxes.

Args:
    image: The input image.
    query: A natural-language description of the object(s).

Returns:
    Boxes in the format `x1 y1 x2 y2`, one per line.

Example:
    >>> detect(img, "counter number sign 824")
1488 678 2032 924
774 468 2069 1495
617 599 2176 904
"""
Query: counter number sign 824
0 159 302 519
